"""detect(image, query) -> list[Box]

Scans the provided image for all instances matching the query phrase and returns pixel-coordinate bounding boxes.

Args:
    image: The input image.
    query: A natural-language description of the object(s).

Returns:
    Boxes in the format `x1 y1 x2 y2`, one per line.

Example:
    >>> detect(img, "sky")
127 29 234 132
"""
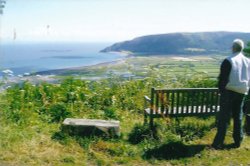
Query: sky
1 0 250 42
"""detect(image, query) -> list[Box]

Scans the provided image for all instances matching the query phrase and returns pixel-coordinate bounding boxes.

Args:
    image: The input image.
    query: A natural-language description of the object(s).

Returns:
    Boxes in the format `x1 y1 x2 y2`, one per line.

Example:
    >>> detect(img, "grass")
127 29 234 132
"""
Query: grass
0 109 142 165
2 54 250 165
0 121 87 165
2 106 250 165
0 100 250 165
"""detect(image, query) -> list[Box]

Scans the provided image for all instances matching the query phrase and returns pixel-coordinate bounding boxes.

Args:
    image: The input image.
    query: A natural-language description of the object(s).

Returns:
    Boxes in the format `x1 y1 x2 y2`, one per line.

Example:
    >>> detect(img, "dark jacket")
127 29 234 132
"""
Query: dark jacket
218 59 231 93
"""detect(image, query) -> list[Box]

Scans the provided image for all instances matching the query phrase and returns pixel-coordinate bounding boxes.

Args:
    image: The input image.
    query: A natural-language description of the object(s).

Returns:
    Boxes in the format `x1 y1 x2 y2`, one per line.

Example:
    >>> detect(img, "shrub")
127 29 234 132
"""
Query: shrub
48 103 71 122
170 117 215 142
104 107 119 120
128 123 155 144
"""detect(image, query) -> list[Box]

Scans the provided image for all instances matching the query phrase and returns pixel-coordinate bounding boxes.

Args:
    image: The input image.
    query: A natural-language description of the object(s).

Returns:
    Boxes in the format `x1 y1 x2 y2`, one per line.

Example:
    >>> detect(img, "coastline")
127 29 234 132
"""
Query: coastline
104 51 134 57
0 60 122 92
35 55 130 75
0 52 132 91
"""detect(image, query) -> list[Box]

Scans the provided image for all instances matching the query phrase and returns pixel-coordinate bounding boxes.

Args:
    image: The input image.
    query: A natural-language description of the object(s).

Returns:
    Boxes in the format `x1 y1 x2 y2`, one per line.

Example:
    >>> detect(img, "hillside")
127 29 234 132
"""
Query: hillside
101 31 250 55
2 76 250 165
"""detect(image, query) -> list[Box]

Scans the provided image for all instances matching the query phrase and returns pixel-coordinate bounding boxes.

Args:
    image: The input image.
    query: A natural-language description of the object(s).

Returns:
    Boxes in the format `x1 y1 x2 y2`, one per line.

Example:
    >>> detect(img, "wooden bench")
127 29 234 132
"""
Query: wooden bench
144 88 220 128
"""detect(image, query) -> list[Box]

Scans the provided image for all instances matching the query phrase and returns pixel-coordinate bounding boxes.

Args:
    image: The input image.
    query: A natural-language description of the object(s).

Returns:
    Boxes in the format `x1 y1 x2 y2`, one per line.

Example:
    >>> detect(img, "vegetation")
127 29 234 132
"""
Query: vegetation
244 41 250 57
101 32 250 55
1 55 250 165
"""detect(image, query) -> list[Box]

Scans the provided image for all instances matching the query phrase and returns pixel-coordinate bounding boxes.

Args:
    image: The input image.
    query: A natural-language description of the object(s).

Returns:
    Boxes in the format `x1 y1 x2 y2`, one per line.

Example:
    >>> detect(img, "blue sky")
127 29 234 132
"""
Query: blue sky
1 0 250 42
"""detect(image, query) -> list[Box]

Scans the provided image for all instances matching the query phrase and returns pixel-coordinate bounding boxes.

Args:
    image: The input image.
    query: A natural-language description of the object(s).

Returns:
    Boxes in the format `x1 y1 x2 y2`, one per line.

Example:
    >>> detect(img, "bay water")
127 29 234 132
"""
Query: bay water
0 42 121 76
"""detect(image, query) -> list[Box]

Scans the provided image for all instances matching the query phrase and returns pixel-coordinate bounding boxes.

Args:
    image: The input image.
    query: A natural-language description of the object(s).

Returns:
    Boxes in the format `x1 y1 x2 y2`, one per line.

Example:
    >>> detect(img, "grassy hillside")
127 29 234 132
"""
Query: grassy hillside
101 32 250 55
1 55 250 165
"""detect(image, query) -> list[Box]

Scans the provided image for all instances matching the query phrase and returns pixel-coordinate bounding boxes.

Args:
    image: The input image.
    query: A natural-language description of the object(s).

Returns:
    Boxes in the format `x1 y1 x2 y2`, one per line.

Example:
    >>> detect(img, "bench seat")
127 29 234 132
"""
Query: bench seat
145 105 219 117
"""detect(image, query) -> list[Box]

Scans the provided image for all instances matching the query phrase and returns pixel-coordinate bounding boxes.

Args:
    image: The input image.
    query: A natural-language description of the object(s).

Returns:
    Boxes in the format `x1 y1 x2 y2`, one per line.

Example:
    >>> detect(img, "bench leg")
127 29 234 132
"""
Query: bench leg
150 116 154 129
144 112 148 124
245 114 250 135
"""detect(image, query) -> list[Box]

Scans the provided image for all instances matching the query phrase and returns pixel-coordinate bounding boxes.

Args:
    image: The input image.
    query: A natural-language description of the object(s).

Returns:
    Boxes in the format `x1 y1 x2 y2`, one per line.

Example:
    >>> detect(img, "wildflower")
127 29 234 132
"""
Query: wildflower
112 95 117 104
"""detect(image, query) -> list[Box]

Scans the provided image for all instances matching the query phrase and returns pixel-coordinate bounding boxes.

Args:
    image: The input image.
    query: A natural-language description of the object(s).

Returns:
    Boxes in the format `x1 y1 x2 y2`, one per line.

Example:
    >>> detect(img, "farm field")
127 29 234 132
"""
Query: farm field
48 55 224 82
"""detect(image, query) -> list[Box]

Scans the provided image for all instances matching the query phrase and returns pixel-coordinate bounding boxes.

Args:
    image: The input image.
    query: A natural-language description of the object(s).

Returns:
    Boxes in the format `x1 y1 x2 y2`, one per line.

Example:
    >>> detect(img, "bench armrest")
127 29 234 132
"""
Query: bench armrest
144 95 151 102
144 95 151 108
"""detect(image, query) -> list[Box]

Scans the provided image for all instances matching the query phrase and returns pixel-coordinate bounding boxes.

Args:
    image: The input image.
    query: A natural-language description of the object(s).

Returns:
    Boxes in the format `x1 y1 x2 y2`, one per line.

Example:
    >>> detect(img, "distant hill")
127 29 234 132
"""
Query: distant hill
101 32 250 55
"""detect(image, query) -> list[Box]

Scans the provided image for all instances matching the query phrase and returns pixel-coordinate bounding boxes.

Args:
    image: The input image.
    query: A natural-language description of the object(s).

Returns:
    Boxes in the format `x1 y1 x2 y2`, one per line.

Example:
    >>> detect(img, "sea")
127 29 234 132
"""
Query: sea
0 42 122 77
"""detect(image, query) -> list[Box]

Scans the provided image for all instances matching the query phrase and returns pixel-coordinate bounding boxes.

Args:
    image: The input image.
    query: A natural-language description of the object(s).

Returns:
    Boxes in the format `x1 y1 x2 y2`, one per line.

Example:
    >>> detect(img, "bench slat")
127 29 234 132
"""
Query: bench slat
186 91 190 113
156 91 159 114
200 91 204 112
145 105 219 117
154 88 218 93
171 92 174 114
166 91 170 113
150 88 155 119
191 91 195 113
181 92 185 113
176 91 180 113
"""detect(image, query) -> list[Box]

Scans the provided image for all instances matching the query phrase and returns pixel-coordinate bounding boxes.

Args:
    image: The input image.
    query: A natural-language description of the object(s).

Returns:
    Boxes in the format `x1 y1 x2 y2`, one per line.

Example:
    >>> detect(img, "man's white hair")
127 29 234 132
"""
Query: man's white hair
233 39 244 50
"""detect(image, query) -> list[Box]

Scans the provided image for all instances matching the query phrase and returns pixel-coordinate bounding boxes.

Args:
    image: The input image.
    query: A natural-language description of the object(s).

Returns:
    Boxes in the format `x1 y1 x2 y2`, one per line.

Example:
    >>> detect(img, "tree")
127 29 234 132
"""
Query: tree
0 0 6 15
244 41 250 134
244 42 250 57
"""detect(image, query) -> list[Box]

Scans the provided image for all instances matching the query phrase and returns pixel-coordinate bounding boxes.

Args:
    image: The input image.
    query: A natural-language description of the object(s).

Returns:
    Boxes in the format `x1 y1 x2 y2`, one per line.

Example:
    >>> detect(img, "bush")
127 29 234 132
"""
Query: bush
104 107 119 120
128 123 155 144
170 117 215 142
48 103 71 122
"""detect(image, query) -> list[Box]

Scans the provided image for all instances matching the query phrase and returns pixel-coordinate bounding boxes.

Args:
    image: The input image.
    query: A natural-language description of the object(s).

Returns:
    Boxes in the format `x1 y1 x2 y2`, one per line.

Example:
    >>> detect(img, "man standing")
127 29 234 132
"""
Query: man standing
212 39 250 149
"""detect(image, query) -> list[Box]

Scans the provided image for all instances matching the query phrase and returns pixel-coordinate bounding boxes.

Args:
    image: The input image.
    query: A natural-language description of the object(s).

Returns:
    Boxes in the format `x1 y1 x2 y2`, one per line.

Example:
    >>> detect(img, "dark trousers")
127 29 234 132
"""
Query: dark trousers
244 97 250 134
245 114 250 135
212 90 245 146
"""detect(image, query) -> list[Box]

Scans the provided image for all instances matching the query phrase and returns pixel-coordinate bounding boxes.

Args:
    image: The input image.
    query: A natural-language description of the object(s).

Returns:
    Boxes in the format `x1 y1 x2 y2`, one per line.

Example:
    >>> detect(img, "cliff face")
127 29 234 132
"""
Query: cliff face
101 32 250 55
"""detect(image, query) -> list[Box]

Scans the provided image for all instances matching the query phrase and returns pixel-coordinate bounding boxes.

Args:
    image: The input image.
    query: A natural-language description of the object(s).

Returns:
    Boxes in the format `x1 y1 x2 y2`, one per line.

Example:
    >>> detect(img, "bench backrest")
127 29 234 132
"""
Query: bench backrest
150 88 220 117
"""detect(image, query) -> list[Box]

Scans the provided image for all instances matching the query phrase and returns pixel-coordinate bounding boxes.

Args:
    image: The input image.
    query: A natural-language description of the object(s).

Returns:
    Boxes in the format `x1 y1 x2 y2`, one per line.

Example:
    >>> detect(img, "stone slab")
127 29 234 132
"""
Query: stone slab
62 118 120 137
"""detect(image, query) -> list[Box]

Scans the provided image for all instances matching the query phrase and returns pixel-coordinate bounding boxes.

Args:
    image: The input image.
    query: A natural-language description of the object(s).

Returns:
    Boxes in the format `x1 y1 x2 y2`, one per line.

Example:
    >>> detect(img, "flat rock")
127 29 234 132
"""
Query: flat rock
62 118 120 137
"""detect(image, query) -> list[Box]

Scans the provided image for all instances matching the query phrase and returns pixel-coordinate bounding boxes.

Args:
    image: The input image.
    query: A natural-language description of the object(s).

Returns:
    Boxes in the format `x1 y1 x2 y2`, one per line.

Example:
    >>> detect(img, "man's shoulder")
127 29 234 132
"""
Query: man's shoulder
227 52 246 61
220 58 231 69
223 58 231 64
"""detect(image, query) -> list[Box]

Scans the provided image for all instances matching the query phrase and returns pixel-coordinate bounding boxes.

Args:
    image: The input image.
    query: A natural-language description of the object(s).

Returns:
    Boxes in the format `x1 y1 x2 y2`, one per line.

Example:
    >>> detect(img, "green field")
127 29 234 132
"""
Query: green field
53 55 224 82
